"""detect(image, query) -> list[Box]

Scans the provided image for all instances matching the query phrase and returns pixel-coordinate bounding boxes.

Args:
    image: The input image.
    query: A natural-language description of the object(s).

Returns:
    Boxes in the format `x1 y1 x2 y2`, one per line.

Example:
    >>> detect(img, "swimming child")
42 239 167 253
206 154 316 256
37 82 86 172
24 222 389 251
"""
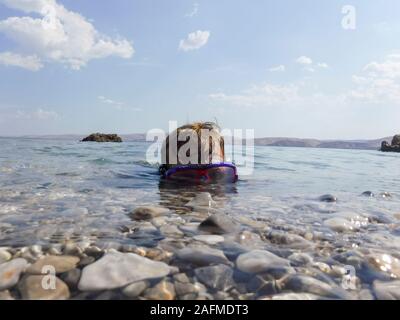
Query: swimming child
159 122 238 183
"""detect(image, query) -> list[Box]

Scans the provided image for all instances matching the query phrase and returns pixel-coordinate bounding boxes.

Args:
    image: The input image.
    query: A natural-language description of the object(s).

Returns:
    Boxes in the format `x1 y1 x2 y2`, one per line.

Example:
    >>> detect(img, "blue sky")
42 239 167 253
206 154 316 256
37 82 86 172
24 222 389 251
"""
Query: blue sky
0 0 400 139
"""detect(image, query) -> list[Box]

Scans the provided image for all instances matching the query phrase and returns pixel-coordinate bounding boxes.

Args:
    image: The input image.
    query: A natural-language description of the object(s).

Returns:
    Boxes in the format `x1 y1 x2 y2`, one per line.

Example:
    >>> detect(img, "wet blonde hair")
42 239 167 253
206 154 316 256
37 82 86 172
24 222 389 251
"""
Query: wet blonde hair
160 122 225 171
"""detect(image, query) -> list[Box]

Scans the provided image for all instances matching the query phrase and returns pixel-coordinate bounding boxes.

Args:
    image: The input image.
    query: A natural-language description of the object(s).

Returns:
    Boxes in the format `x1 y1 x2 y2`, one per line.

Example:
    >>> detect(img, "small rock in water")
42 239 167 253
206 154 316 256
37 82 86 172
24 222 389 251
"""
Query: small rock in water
361 191 374 197
367 253 400 279
198 214 239 235
380 192 392 198
373 280 400 300
263 230 312 249
288 252 313 266
27 255 80 274
236 250 290 274
0 250 12 264
122 281 149 298
324 217 358 232
129 206 169 220
279 274 351 299
18 275 70 300
143 280 175 300
318 194 337 203
78 251 171 291
193 235 225 245
60 268 81 290
176 247 230 266
128 228 165 248
0 258 28 291
78 255 96 267
263 292 323 300
186 192 216 209
194 264 234 291
0 290 14 300
160 224 184 237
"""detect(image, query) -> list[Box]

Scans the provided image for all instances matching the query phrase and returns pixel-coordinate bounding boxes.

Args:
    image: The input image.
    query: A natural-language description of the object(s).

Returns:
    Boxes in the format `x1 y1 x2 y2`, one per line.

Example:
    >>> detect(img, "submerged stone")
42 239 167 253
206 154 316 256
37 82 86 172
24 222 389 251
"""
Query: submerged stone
78 251 171 291
236 250 290 274
0 258 28 291
129 206 169 220
18 275 70 300
193 235 225 245
122 280 149 298
198 214 239 235
143 280 175 300
373 280 400 300
27 255 80 274
176 247 230 266
194 264 234 291
279 274 352 299
318 194 337 203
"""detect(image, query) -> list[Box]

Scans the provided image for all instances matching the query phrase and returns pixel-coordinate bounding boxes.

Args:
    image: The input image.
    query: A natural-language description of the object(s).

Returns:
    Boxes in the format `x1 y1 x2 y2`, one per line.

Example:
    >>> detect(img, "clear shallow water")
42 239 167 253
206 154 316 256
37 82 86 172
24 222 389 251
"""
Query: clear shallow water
1 137 400 297
0 137 399 248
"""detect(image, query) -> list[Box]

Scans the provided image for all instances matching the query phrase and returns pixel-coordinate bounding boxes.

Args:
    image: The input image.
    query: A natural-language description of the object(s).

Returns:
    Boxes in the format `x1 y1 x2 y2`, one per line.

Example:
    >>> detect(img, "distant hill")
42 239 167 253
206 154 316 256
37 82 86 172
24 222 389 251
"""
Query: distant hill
2 134 392 151
253 137 391 150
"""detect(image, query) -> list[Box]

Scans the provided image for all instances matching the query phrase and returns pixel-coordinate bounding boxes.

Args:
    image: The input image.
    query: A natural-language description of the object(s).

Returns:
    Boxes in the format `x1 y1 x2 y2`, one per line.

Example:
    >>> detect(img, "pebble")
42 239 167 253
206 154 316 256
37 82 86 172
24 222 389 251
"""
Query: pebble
373 280 400 300
194 264 234 291
0 290 13 300
128 228 165 248
78 255 96 267
237 230 262 245
122 281 149 298
367 253 400 278
318 194 337 203
78 251 171 291
262 293 323 300
27 256 80 274
198 214 239 235
288 252 313 266
324 217 358 232
60 268 81 290
236 250 290 274
160 224 184 237
361 191 374 197
279 274 351 299
0 250 12 264
186 192 216 209
18 275 70 300
143 280 175 300
263 230 313 249
193 235 225 245
174 282 198 297
380 192 391 198
0 258 28 291
129 206 169 220
176 247 230 266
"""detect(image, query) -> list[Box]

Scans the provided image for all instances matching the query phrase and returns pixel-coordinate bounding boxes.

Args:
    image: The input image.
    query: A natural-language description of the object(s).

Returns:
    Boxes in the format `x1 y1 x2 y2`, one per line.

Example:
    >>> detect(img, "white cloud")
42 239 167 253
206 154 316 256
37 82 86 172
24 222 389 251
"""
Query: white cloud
14 108 59 120
179 30 210 52
269 65 285 72
304 66 315 73
349 54 400 104
185 2 199 18
296 56 313 65
209 83 302 107
0 0 134 71
98 95 141 111
0 51 43 71
317 62 329 69
98 95 123 107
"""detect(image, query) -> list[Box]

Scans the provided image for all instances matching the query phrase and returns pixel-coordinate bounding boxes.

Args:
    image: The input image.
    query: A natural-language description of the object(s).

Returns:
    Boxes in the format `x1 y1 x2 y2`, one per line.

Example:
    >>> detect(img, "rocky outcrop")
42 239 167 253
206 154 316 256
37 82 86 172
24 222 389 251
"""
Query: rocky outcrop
81 133 122 143
381 134 400 152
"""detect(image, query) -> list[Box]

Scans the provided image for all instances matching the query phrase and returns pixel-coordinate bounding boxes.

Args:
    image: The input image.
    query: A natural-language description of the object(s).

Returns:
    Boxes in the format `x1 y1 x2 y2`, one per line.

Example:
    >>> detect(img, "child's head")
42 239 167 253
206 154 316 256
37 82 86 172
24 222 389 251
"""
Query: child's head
160 122 225 170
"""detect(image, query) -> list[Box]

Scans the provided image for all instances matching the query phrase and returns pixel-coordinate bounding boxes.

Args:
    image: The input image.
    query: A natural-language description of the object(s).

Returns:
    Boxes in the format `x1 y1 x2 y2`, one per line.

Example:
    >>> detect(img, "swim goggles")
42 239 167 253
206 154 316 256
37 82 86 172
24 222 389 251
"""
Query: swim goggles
162 162 238 183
